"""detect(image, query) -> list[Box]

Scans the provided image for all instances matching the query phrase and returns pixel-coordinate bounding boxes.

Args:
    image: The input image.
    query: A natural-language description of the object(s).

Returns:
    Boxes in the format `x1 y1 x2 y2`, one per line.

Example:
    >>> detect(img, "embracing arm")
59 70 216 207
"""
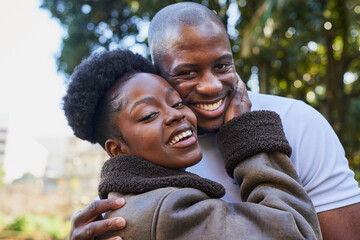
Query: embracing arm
154 153 322 240
283 100 360 239
317 203 360 240
217 110 322 239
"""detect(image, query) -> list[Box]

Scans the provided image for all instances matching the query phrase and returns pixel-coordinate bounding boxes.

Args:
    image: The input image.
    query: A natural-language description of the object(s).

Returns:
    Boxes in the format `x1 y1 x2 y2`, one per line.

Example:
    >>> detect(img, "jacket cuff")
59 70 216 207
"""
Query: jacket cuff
216 111 292 178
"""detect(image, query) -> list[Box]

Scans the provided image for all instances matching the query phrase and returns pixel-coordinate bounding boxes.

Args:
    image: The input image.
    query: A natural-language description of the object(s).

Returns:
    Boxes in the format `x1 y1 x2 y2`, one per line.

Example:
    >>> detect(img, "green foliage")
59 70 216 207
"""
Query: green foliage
3 214 70 239
41 0 360 175
8 215 28 231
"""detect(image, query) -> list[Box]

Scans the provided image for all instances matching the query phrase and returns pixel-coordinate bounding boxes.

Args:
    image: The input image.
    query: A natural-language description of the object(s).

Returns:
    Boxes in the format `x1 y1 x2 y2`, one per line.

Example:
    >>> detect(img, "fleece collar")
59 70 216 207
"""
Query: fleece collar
98 155 225 199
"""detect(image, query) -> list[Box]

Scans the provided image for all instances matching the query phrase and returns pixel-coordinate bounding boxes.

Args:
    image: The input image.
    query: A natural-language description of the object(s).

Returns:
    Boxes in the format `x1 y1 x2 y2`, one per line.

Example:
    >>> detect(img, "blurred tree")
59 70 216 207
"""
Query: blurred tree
41 0 360 174
234 0 360 159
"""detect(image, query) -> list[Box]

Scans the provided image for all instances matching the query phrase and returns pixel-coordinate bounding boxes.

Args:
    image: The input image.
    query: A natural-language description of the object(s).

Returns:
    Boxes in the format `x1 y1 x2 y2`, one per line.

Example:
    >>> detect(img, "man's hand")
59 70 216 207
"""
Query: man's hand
68 197 126 240
224 74 252 124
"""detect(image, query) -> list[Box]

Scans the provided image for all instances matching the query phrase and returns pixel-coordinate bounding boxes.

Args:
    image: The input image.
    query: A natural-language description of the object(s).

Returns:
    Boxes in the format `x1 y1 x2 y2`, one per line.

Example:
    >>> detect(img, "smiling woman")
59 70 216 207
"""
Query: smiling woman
108 73 202 168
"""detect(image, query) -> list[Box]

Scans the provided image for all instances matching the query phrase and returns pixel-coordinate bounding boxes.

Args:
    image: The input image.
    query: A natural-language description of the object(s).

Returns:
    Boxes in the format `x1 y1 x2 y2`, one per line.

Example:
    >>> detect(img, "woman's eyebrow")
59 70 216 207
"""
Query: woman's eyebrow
130 88 175 113
130 96 154 113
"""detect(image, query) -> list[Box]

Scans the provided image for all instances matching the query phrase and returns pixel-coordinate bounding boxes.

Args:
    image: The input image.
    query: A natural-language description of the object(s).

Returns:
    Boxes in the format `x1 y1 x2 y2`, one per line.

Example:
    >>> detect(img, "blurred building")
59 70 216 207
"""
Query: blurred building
40 136 107 200
0 113 9 166
0 117 108 218
39 136 108 216
2 113 48 183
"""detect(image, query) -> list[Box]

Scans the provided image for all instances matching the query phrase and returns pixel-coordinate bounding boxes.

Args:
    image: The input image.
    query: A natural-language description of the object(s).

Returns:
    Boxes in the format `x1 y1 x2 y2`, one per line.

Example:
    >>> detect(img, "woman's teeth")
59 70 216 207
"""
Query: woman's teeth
195 99 222 111
169 130 192 146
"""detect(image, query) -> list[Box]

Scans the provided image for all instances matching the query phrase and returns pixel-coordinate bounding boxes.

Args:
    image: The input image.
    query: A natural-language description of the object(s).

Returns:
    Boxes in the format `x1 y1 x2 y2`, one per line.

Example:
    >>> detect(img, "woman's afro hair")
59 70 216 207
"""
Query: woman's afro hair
63 49 156 143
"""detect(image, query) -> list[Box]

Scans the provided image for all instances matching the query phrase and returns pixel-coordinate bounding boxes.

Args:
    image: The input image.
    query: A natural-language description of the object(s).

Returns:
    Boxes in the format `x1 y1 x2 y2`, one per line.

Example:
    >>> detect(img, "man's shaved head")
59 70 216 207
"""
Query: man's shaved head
148 2 227 68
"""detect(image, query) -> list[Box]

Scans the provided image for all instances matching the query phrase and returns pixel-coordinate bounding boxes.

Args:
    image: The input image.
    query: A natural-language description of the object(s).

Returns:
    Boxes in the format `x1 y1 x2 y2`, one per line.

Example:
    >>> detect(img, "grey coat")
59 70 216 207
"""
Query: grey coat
98 111 322 240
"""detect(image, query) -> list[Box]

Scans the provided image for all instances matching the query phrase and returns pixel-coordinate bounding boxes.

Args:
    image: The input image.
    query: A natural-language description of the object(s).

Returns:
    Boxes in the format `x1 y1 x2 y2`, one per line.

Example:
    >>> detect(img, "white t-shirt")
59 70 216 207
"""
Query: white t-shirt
186 91 360 213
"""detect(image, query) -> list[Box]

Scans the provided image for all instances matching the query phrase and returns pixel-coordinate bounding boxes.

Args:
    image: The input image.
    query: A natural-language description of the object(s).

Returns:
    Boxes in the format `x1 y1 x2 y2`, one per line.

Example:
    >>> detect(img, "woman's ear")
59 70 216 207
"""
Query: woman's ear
105 138 130 157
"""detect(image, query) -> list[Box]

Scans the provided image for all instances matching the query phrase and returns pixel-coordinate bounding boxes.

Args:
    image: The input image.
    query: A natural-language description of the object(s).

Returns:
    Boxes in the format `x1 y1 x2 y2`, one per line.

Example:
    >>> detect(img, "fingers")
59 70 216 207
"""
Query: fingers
224 73 252 123
75 198 125 225
235 73 252 111
69 198 126 240
103 237 123 240
235 73 244 87
72 217 126 240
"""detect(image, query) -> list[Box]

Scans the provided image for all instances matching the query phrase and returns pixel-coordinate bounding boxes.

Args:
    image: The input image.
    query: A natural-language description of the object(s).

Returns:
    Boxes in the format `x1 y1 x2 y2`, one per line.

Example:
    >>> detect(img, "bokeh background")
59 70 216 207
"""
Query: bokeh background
0 0 359 239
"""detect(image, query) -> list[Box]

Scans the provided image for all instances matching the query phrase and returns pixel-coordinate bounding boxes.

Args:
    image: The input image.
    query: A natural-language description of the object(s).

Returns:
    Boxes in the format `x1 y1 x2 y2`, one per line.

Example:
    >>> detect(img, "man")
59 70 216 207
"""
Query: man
148 2 360 239
68 2 360 240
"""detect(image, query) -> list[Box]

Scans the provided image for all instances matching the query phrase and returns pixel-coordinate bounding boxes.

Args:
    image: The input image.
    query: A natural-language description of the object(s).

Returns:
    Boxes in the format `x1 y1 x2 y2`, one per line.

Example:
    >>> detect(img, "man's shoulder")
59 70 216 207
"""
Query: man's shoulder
248 91 298 111
248 92 316 122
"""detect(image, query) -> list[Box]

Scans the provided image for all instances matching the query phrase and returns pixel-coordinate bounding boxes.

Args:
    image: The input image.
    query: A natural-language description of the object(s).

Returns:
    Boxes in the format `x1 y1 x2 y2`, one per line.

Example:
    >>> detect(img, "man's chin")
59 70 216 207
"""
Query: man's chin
197 122 222 134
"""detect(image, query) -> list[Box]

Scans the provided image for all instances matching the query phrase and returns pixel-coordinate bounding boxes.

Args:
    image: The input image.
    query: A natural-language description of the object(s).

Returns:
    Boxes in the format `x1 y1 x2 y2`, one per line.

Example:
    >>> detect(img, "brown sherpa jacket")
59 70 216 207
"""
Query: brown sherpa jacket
98 111 322 240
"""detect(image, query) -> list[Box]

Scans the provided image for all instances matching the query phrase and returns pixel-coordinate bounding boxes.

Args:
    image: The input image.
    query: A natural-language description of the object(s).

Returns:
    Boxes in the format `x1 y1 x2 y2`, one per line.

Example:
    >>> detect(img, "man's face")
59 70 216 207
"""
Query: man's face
111 73 202 169
157 21 237 132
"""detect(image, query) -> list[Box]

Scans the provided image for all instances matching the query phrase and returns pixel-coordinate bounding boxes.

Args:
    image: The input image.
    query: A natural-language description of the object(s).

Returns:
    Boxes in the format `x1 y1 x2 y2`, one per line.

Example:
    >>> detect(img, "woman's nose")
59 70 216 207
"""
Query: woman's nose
164 108 185 125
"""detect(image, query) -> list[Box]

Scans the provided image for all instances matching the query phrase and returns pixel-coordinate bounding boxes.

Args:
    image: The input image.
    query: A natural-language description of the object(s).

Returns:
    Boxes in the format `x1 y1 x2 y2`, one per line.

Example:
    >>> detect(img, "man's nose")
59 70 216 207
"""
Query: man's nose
195 72 223 96
164 108 185 125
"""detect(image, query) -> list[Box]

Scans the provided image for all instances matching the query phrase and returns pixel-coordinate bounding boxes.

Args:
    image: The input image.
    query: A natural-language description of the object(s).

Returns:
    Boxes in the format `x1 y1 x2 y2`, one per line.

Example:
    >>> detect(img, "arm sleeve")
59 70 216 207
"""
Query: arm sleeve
284 100 360 212
155 153 321 240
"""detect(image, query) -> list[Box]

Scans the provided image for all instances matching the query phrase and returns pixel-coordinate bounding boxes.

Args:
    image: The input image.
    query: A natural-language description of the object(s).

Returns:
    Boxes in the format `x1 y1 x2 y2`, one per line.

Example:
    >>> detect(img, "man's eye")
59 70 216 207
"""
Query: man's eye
172 100 184 108
179 70 197 76
139 112 158 122
216 63 230 70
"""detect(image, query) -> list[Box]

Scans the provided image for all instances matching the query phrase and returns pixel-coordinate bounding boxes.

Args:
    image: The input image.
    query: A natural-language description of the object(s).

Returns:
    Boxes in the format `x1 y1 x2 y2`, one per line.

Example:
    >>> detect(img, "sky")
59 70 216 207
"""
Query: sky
0 0 73 182
0 0 72 138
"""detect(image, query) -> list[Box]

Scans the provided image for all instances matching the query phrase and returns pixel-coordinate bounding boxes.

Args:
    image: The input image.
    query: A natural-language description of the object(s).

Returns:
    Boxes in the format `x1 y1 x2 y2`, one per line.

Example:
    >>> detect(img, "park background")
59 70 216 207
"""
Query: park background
0 0 359 239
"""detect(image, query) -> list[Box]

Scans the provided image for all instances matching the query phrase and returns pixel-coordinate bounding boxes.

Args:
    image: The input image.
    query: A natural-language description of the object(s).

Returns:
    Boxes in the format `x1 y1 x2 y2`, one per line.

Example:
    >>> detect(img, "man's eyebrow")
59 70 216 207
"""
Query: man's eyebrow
170 53 233 74
130 96 154 113
215 53 233 62
171 63 197 74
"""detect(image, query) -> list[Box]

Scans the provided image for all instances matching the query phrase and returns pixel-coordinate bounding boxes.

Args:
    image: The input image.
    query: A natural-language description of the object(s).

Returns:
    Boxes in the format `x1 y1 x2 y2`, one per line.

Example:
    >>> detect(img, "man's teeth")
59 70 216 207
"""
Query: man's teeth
195 99 222 111
169 130 192 146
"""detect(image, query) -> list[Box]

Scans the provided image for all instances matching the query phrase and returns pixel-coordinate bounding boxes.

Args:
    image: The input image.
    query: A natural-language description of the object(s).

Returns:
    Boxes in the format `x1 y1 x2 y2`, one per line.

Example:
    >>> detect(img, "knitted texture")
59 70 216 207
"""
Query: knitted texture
216 111 292 178
98 155 225 199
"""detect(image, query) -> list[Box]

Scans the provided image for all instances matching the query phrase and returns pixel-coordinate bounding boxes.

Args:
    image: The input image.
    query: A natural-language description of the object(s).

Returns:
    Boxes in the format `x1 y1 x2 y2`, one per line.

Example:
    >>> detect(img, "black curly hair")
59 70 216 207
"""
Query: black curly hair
63 49 156 148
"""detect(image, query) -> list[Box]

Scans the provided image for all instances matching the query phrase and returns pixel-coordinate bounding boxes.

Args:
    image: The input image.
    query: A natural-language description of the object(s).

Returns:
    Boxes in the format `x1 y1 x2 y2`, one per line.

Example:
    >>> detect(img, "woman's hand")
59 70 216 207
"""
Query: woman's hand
224 74 252 124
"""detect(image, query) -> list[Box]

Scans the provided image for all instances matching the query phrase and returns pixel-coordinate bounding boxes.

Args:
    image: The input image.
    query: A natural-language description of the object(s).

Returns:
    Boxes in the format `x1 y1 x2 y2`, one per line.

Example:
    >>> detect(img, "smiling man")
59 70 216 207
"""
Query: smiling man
148 2 360 239
150 12 236 133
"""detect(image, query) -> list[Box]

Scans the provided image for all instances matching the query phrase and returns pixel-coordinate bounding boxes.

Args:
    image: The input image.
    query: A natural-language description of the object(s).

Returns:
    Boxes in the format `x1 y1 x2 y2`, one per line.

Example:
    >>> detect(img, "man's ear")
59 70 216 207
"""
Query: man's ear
105 138 130 157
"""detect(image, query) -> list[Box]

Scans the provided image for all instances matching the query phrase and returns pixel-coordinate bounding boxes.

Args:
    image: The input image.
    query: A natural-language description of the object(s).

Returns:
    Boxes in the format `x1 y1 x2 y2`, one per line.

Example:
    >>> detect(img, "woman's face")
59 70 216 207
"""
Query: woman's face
109 73 202 169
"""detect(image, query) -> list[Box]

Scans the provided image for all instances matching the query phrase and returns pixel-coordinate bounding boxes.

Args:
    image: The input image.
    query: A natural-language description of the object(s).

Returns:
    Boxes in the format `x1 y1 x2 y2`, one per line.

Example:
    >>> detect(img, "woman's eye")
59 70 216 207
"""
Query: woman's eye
139 112 158 122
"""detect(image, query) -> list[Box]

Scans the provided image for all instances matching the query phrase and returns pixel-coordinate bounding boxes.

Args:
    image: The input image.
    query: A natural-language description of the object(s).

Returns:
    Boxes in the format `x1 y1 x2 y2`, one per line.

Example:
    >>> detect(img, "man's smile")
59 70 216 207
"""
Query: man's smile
194 99 223 111
191 97 226 119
